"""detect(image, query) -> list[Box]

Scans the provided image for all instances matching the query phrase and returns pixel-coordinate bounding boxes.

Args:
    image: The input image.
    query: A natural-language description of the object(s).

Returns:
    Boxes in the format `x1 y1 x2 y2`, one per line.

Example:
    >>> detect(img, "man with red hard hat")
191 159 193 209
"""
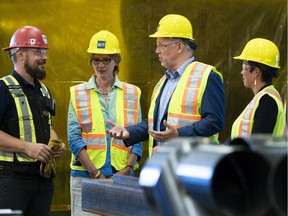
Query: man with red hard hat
0 26 66 215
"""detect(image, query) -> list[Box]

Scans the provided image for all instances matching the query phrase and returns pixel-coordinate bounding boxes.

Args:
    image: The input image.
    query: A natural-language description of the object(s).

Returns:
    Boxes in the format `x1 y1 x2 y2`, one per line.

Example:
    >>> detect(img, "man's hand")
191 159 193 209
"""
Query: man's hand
25 143 53 163
148 120 179 142
106 119 130 140
53 142 66 159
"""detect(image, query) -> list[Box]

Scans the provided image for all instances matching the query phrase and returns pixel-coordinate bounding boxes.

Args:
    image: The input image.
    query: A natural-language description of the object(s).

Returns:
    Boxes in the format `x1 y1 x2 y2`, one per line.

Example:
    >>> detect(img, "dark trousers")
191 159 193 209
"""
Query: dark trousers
0 177 54 216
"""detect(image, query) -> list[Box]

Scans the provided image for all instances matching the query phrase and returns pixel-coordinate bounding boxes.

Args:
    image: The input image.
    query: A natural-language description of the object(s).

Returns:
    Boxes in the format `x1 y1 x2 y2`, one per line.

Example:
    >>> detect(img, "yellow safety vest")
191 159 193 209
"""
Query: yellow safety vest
148 61 223 156
0 75 51 162
70 82 141 171
231 85 286 139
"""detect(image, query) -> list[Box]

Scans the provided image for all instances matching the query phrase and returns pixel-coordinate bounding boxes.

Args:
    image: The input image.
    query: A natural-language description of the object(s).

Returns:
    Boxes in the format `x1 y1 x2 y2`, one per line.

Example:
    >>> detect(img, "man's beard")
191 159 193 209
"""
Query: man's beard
24 59 46 80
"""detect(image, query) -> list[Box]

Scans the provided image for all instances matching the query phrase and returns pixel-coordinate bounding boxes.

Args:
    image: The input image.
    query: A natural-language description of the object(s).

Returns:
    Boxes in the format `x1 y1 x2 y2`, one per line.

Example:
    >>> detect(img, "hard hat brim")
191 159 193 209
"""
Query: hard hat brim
3 45 49 51
233 55 281 69
149 32 194 40
87 48 121 54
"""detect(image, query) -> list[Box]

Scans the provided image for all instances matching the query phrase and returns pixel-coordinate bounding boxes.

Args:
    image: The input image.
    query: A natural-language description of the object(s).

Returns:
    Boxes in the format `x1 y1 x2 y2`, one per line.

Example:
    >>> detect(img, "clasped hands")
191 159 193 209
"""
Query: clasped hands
27 140 66 164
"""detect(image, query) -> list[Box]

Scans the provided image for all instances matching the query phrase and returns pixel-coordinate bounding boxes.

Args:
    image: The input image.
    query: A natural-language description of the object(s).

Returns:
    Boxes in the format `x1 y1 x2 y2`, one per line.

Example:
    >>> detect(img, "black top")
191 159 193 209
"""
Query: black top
0 71 51 144
252 85 278 134
0 71 52 177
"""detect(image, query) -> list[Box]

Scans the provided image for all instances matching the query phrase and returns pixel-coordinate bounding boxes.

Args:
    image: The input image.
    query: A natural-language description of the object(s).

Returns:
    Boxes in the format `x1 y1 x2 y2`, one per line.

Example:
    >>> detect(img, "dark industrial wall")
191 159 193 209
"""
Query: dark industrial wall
0 0 286 212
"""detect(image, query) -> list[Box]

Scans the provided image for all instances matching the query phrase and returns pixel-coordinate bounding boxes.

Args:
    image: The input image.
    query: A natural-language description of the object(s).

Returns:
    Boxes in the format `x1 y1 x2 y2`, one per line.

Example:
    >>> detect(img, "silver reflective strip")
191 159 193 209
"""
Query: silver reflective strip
184 64 206 114
75 85 92 132
5 76 33 142
148 122 153 130
112 139 127 147
40 83 50 98
123 84 138 125
265 89 282 102
168 116 197 127
242 95 258 135
83 137 106 146
0 152 14 161
16 152 33 160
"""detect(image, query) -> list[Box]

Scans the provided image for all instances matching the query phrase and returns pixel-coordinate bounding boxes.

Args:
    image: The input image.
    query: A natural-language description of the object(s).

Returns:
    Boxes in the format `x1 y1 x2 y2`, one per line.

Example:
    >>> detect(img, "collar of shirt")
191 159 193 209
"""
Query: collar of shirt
12 70 41 89
86 74 123 92
165 57 195 80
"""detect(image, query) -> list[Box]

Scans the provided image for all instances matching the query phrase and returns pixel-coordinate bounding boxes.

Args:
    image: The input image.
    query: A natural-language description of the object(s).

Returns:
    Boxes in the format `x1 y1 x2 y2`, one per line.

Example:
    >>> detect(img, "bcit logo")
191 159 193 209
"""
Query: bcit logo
97 41 106 49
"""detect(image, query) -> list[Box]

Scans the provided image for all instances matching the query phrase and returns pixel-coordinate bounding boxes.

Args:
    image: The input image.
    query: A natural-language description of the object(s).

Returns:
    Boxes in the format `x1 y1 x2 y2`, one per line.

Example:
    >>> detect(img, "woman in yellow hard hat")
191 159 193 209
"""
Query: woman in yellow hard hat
67 30 143 216
231 38 286 139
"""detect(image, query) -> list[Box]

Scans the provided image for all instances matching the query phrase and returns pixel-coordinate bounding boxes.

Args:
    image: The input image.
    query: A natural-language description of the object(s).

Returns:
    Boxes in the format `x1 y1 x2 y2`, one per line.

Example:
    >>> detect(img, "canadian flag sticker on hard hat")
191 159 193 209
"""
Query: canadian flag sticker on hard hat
42 35 48 44
97 41 106 49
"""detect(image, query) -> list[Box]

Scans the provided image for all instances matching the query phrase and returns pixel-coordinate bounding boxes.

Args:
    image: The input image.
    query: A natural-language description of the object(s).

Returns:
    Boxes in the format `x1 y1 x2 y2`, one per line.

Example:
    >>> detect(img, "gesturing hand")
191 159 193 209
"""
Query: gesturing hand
106 119 130 140
148 120 179 142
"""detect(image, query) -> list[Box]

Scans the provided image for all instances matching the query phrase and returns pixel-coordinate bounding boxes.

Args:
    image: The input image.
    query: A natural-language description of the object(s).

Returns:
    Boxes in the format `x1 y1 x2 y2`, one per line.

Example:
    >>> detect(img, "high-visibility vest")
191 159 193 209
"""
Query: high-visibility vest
231 85 286 139
70 82 141 171
148 61 223 156
0 75 51 162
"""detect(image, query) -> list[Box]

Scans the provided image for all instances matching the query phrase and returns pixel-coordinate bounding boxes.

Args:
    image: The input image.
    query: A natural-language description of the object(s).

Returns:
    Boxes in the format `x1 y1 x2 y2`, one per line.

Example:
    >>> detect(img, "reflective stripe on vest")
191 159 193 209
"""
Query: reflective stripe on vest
148 62 222 156
0 75 51 162
111 83 139 153
231 85 286 138
74 85 93 133
70 82 140 171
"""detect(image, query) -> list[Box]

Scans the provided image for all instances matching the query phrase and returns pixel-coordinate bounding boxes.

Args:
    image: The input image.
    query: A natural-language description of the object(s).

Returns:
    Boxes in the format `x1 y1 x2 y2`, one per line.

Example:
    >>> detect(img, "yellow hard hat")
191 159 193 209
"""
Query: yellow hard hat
233 38 280 68
87 30 121 54
149 14 194 40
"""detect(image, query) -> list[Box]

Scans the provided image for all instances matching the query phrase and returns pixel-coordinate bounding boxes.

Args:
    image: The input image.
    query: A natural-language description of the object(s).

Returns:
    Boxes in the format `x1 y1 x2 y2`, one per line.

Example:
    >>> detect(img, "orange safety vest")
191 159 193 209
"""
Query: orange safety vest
148 61 223 156
70 81 141 171
231 85 286 139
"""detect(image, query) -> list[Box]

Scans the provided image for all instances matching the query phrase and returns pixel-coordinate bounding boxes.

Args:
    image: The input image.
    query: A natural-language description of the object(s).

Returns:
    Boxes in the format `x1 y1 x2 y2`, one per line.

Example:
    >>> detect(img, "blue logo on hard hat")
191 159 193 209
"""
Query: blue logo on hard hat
97 41 106 49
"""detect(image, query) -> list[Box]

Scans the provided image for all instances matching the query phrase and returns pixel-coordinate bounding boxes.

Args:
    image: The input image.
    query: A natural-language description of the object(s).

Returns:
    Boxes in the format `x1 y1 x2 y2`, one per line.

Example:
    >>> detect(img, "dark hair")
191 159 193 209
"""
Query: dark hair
248 61 279 84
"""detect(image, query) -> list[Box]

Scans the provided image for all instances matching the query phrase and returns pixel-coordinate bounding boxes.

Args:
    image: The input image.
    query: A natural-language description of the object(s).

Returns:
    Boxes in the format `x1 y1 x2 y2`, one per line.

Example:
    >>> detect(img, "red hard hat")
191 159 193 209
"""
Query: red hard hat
3 26 48 51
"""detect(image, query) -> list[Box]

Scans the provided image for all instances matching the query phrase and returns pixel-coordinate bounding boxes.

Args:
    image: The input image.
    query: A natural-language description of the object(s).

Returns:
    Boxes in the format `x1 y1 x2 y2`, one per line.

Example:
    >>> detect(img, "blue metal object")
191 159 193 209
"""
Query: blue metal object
139 136 286 216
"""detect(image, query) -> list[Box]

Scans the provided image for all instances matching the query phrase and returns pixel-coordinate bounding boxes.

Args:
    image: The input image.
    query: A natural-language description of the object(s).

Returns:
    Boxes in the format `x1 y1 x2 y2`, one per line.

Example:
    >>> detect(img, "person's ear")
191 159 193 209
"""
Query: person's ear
178 42 185 54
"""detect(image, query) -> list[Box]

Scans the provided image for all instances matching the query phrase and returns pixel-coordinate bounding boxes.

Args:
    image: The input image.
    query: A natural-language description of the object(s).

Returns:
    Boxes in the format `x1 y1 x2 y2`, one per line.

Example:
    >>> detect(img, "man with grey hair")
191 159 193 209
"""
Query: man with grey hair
107 14 225 156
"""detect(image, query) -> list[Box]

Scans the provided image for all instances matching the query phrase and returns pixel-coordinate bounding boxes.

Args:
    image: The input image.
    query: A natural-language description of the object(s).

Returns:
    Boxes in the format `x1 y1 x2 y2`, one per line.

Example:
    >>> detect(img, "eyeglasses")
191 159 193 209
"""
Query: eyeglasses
156 41 180 49
90 58 112 65
19 48 48 56
30 48 48 56
12 48 48 57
